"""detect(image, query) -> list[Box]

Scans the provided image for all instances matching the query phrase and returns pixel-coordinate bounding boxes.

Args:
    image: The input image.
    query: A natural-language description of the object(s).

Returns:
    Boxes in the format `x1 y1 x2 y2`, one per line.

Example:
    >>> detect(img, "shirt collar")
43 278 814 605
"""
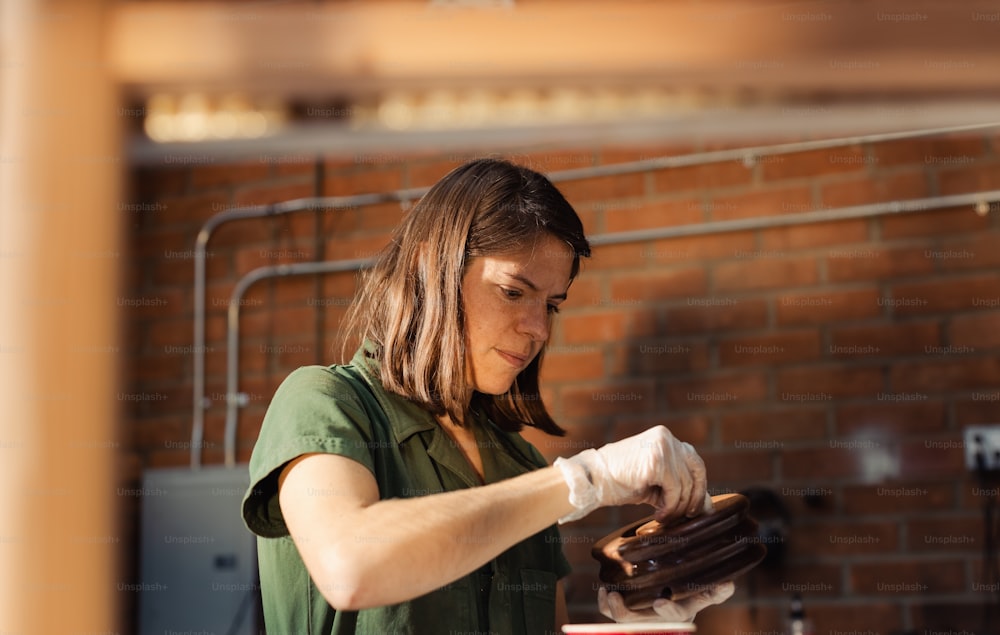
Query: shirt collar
350 341 436 445
349 342 544 475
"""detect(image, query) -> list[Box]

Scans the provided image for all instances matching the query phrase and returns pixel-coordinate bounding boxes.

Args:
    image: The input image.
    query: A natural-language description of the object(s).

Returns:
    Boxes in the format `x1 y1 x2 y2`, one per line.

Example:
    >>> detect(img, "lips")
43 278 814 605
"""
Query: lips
496 348 529 368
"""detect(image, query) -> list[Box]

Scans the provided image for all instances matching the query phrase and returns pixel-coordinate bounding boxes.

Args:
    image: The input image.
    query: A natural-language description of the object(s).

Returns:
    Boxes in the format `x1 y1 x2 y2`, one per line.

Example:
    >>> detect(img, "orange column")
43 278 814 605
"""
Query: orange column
0 0 122 633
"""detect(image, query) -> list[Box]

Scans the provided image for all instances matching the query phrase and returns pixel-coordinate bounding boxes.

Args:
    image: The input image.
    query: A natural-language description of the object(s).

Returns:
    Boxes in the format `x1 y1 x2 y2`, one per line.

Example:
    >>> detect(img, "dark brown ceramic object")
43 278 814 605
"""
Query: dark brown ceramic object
592 493 767 610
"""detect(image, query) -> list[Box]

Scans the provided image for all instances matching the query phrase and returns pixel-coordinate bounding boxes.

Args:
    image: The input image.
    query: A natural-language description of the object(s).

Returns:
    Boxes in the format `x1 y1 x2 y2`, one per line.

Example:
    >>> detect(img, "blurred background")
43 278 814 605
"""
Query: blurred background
2 1 1000 633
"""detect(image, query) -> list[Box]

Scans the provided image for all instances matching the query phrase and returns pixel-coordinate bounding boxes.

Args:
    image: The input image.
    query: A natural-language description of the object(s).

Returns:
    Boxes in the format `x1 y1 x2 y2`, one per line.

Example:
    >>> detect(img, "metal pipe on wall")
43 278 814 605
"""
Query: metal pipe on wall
192 120 1000 468
220 188 1000 466
223 258 373 466
551 121 1000 183
190 193 424 468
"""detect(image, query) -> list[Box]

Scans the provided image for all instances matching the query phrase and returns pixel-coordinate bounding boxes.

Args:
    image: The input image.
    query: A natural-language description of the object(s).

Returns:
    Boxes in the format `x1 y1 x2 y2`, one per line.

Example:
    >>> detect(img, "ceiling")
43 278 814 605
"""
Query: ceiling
106 0 1000 161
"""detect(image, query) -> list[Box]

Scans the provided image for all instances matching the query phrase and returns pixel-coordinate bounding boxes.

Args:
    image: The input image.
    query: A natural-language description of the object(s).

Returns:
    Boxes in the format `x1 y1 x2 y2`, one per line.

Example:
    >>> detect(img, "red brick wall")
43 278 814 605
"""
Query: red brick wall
124 133 1000 633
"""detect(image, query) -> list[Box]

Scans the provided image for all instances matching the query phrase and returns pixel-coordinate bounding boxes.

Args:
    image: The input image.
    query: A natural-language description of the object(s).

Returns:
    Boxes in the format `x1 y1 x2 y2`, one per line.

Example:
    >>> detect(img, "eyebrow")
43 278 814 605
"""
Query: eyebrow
505 272 568 301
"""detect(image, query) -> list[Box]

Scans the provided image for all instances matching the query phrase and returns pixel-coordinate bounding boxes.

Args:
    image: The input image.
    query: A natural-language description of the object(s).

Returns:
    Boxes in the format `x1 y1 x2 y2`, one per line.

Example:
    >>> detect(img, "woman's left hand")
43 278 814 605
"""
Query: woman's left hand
597 582 735 623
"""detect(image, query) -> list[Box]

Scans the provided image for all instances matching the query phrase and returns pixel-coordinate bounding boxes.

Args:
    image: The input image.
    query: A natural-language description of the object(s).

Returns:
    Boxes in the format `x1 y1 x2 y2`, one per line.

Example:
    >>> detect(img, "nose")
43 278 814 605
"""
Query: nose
518 300 550 343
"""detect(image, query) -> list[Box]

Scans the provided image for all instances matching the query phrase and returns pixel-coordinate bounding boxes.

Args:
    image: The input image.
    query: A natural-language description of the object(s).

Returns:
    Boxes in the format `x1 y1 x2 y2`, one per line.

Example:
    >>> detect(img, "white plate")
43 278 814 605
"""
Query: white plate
562 623 696 634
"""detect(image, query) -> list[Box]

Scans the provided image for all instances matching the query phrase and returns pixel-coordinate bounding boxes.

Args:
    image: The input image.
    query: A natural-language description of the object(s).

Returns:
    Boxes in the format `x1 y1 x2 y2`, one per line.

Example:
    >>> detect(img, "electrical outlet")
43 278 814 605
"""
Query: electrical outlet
964 424 1000 471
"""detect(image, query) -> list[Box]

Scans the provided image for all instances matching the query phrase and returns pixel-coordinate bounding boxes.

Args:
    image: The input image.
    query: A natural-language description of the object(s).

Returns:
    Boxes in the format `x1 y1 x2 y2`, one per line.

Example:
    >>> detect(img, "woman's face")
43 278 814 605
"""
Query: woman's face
462 232 575 395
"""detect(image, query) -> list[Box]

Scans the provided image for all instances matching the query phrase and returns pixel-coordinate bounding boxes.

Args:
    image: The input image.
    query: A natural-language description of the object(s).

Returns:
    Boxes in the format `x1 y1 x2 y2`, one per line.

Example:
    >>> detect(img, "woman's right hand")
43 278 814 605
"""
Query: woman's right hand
554 426 709 523
598 582 735 623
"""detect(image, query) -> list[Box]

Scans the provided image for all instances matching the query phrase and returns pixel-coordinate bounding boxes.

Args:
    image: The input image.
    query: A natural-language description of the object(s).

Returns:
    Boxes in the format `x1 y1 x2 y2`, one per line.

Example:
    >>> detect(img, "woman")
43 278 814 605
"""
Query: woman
241 158 733 634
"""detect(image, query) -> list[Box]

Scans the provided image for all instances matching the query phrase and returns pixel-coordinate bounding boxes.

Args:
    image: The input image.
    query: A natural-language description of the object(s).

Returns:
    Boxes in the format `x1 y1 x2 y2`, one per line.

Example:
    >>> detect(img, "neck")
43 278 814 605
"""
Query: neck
436 412 464 429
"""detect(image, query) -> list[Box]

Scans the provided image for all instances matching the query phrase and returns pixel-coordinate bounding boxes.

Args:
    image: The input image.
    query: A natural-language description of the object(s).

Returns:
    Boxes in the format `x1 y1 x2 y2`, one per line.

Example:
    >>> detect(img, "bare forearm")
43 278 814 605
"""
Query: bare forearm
301 465 573 609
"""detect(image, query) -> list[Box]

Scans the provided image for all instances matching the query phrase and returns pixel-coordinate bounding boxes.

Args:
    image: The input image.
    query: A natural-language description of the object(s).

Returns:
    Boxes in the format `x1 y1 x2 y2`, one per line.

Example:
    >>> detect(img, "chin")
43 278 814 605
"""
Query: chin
476 384 512 396
474 375 517 396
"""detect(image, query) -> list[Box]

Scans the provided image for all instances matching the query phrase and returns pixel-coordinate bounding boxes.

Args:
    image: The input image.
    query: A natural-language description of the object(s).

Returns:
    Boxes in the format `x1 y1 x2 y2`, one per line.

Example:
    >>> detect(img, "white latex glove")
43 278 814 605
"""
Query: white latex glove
598 582 735 623
553 425 708 523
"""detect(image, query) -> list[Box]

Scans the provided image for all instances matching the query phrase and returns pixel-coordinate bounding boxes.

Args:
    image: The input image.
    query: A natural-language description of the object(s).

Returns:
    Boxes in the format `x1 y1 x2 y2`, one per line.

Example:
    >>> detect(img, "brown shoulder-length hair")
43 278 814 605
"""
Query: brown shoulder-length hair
342 158 591 435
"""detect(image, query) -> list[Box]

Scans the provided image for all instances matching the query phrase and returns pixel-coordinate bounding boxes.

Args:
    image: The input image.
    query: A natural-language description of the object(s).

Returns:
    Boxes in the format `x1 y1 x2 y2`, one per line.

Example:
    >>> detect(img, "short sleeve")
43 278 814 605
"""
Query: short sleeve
241 365 377 538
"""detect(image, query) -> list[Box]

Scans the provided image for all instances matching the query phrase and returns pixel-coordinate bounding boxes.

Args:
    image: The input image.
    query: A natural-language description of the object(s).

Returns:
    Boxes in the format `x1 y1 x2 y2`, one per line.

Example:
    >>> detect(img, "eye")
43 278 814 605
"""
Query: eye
546 304 560 315
501 287 522 300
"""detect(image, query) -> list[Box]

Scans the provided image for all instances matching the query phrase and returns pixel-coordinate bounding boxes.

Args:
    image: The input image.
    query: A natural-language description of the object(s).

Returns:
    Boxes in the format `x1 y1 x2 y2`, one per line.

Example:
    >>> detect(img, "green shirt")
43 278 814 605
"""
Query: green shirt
242 345 572 634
